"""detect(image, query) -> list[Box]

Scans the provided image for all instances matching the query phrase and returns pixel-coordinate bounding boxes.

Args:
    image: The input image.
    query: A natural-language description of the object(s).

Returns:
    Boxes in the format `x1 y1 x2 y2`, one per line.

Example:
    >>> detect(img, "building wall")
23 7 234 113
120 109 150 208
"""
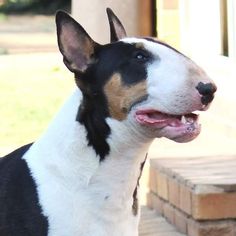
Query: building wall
179 0 222 57
156 0 180 49
72 0 139 44
156 0 224 58
227 0 236 60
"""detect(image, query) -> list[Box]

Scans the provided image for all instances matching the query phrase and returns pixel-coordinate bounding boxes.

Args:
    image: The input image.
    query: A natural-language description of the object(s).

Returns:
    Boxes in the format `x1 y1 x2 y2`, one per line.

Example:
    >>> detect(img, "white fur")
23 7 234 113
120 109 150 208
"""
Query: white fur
23 89 152 236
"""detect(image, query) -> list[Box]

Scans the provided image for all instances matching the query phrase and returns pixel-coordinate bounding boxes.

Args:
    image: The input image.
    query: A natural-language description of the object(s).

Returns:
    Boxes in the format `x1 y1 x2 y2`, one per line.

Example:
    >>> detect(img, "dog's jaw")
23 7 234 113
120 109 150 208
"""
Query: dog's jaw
134 109 201 142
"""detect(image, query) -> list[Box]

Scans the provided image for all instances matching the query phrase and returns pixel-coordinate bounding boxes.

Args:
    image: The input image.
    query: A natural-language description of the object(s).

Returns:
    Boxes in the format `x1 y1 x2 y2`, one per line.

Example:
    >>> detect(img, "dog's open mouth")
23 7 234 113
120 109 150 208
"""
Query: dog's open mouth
135 109 201 142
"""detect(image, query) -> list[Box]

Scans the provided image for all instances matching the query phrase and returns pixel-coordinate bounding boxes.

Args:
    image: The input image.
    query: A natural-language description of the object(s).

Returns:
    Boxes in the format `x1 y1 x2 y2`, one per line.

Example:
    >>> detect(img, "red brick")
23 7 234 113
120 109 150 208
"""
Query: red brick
168 178 180 208
179 184 192 215
187 218 236 236
149 192 164 215
163 202 175 225
174 208 188 234
157 172 169 200
146 192 152 209
192 192 236 220
149 166 158 194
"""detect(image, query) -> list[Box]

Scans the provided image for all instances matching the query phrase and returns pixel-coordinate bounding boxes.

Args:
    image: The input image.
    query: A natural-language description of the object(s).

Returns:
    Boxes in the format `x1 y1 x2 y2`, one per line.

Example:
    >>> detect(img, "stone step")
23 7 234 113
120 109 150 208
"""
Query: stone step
147 156 236 236
139 206 186 236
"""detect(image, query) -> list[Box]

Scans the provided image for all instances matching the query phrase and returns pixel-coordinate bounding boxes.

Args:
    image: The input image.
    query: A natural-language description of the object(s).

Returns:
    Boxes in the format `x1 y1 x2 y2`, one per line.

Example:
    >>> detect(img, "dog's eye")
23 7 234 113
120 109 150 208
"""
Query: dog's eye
134 51 149 61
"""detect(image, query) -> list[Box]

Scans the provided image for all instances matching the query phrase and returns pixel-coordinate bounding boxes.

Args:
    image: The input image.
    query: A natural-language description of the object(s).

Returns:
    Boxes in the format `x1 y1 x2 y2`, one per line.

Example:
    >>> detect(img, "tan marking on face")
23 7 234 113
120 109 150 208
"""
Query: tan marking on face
104 73 147 120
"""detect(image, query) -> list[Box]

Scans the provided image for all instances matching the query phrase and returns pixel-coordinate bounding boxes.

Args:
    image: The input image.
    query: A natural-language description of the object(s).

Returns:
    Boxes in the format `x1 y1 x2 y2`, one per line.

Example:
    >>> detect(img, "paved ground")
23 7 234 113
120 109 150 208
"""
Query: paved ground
139 206 185 236
0 15 57 54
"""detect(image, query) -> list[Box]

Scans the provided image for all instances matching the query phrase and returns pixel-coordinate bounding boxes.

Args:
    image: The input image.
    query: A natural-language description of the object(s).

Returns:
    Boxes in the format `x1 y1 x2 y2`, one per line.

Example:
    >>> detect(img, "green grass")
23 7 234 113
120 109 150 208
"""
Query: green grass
0 54 74 155
0 13 7 22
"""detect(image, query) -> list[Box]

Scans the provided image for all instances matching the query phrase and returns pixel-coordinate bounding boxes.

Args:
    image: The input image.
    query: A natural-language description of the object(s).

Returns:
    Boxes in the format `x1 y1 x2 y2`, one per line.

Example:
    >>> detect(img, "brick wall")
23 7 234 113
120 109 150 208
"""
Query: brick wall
147 157 236 236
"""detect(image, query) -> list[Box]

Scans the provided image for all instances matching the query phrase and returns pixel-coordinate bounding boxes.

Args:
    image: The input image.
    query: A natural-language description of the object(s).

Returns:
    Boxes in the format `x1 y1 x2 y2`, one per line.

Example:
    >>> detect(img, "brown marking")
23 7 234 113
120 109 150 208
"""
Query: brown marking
132 187 138 216
132 153 148 216
104 73 147 121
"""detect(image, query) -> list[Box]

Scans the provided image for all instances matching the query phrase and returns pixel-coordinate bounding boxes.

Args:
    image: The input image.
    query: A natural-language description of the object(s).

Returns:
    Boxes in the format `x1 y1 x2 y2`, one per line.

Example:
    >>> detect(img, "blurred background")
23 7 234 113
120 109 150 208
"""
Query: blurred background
1 1 236 233
0 0 236 161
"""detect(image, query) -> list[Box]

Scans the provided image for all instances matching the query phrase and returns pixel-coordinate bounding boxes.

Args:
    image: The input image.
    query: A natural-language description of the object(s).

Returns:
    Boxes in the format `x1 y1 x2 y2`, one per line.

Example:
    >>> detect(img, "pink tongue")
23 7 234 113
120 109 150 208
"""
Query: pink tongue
136 112 181 127
148 112 178 120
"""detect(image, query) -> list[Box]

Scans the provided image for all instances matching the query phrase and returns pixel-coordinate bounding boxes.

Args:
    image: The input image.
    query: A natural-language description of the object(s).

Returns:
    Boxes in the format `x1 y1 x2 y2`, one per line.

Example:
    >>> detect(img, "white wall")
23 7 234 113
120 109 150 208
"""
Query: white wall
179 0 222 57
227 0 236 60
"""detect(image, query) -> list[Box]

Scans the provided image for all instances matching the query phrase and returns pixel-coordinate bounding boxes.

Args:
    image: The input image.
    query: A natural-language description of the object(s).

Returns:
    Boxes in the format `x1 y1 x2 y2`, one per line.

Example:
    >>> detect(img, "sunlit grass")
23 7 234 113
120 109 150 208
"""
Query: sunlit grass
0 13 7 22
0 53 74 155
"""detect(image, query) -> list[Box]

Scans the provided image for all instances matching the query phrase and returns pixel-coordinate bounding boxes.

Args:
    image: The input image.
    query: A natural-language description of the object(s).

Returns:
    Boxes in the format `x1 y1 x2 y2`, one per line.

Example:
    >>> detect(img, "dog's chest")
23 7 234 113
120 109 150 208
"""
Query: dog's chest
47 200 139 236
23 147 140 236
36 178 139 236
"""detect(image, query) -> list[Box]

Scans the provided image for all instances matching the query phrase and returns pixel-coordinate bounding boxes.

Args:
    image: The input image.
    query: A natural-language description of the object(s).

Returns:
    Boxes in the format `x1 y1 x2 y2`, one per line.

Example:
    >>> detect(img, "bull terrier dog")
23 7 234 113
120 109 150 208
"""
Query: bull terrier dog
0 8 216 236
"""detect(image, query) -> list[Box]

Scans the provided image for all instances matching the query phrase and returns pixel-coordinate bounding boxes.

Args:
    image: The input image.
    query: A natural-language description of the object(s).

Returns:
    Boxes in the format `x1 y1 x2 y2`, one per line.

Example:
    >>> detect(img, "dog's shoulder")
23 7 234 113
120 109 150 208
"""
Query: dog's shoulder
0 143 33 182
0 143 48 235
1 143 32 163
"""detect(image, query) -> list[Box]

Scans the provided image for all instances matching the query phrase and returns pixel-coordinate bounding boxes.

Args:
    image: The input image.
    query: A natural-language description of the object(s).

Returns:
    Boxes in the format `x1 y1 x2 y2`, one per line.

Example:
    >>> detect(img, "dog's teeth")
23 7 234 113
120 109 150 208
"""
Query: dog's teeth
181 115 187 124
187 118 194 124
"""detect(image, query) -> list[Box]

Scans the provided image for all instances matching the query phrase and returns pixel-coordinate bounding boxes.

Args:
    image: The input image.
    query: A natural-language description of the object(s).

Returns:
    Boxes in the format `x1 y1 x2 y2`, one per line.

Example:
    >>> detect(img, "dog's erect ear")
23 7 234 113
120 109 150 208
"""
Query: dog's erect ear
106 8 127 42
56 11 98 73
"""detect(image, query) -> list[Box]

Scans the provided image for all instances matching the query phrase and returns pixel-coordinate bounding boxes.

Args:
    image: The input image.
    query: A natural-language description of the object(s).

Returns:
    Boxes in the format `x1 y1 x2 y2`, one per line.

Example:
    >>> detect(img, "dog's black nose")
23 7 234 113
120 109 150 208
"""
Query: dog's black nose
196 82 217 105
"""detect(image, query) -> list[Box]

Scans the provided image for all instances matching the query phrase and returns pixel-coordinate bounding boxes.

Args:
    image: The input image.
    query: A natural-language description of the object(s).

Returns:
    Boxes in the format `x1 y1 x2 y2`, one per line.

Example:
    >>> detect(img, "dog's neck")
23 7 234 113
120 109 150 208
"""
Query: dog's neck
26 89 152 215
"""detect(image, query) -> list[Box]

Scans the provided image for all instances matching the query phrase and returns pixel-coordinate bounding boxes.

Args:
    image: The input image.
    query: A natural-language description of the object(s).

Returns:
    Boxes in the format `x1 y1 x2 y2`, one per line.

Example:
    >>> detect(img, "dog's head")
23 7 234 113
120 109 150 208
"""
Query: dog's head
56 9 216 158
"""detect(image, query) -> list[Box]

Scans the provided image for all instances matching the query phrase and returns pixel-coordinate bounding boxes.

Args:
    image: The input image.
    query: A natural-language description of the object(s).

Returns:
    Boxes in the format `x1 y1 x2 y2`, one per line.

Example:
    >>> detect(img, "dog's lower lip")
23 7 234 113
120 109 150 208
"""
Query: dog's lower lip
135 109 201 142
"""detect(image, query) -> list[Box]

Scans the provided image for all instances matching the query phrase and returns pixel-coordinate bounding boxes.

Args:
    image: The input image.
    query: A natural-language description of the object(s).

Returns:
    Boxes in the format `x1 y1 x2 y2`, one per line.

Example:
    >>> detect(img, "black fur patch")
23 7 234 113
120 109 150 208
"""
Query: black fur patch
76 42 152 161
0 144 48 235
77 93 111 161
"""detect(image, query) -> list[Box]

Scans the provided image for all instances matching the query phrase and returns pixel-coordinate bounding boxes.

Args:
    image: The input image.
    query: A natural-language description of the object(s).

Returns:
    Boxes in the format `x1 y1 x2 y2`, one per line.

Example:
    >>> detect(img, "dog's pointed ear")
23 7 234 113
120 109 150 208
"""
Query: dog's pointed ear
106 8 127 42
56 11 98 73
